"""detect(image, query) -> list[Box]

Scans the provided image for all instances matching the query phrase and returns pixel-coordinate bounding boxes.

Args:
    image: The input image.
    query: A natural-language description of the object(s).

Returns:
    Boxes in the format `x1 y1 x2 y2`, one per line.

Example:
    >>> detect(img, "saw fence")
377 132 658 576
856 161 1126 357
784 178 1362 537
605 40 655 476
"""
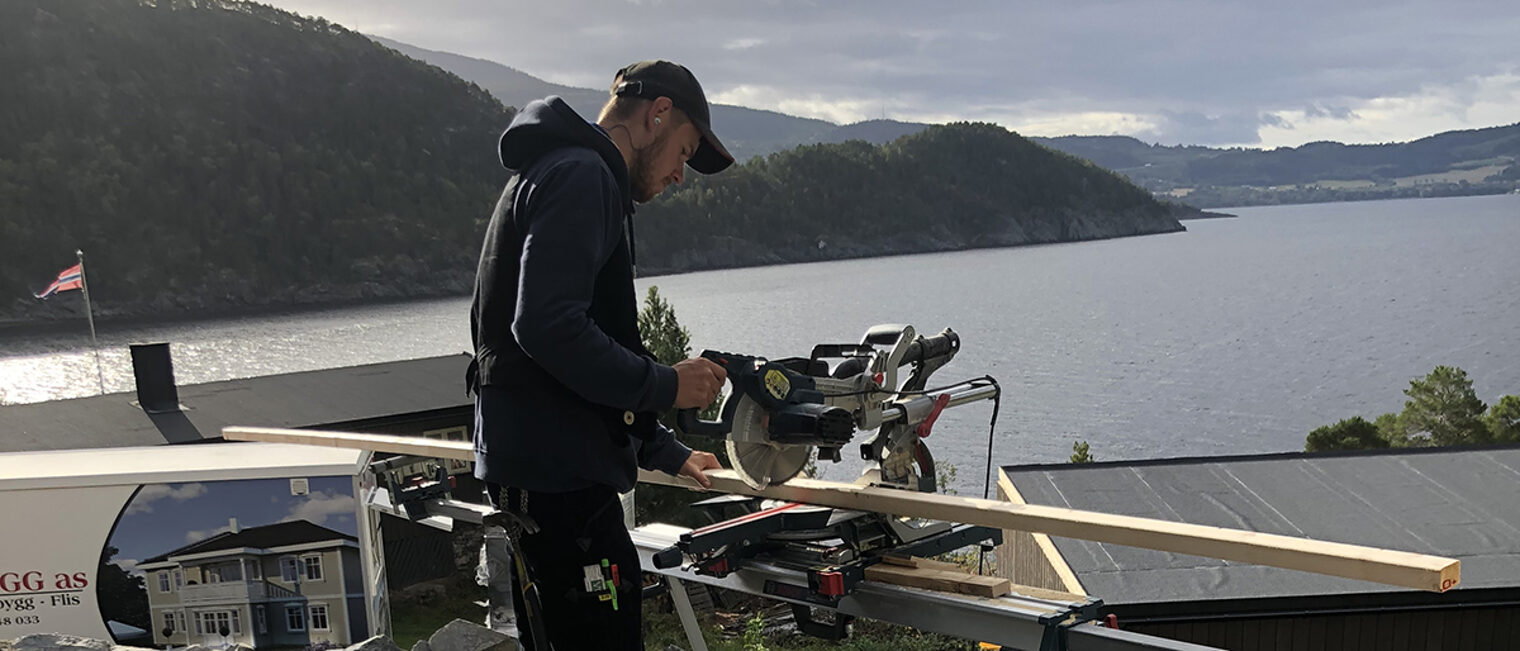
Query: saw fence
223 426 1459 593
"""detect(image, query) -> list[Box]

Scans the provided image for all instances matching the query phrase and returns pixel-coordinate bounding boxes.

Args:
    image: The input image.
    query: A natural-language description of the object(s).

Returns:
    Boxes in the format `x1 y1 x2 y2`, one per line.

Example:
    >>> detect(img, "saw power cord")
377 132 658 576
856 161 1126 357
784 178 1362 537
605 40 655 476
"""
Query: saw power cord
978 376 1001 576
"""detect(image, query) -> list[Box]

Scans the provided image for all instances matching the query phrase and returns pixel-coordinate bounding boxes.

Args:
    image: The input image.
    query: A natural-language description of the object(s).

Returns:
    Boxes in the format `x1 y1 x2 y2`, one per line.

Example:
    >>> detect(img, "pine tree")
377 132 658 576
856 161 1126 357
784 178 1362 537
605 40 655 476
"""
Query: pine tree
1401 366 1490 447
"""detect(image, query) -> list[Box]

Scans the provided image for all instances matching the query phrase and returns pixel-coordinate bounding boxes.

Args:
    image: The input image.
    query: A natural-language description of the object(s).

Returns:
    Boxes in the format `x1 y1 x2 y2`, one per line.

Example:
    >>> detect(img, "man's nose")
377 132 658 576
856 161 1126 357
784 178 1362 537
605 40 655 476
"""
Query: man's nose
672 165 685 185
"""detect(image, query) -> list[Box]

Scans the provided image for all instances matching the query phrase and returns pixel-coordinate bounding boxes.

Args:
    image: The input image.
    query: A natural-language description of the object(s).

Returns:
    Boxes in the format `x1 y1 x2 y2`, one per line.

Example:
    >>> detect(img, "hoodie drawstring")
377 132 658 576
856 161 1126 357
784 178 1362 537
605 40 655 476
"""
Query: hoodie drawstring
624 212 638 277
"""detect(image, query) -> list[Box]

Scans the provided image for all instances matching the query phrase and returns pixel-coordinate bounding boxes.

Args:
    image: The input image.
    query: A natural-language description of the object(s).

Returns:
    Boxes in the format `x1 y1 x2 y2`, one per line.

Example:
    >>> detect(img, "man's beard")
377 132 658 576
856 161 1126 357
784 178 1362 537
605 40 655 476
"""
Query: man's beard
629 131 671 203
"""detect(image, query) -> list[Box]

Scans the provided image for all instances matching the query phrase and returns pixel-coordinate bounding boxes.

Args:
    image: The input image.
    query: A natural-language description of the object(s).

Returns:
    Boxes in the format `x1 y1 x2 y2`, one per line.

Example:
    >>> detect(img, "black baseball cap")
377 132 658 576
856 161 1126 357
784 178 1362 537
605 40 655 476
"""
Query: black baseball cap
612 60 734 174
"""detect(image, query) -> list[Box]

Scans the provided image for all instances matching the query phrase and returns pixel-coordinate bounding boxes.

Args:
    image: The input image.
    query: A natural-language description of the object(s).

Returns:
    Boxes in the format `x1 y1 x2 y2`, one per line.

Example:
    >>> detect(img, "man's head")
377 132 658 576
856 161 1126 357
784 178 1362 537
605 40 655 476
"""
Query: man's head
598 60 733 203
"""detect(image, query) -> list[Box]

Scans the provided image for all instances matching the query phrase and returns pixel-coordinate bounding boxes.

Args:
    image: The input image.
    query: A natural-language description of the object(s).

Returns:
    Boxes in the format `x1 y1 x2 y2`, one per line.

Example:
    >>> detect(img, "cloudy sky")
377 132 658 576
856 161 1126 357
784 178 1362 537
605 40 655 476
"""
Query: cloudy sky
262 0 1517 148
109 477 357 575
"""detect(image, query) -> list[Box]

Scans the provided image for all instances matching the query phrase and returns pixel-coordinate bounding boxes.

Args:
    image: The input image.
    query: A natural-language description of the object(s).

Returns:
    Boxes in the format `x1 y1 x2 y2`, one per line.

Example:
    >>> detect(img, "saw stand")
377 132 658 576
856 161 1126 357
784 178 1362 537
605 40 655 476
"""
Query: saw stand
363 455 1219 651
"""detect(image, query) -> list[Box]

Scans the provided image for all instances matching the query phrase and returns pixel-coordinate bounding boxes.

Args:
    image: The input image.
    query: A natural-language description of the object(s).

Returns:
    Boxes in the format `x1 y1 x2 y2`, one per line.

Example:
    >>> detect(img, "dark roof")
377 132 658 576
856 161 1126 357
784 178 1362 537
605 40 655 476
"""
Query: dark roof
1001 445 1520 605
0 354 471 453
144 520 357 564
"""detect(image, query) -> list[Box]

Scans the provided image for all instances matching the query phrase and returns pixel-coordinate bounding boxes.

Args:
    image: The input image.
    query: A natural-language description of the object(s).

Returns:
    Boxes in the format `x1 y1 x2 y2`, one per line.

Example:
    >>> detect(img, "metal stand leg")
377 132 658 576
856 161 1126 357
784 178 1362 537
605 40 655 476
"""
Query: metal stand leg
667 577 709 651
479 525 521 641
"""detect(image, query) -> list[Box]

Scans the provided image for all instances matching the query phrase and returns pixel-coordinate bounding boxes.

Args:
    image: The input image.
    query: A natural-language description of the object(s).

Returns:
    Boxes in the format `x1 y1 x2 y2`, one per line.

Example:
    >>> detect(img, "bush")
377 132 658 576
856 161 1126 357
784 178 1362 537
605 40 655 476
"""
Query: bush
1306 417 1388 452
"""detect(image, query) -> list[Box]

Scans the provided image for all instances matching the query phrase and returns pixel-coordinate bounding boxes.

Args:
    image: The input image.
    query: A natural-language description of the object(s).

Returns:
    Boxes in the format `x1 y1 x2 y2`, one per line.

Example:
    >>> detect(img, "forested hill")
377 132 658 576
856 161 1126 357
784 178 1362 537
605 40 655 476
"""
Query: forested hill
634 123 1185 275
1035 125 1520 187
1031 126 1520 206
1 0 512 322
0 0 1182 325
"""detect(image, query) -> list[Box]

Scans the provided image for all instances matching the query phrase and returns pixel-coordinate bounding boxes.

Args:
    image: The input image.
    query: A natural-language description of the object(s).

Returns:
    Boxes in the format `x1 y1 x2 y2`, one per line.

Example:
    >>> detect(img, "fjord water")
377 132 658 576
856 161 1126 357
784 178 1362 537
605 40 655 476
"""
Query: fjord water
3 195 1517 492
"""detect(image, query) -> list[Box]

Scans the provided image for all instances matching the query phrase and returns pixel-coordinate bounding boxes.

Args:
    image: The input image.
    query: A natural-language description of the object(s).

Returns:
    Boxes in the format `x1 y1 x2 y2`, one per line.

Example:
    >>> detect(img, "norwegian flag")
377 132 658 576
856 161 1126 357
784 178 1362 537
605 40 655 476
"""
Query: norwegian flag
33 263 84 299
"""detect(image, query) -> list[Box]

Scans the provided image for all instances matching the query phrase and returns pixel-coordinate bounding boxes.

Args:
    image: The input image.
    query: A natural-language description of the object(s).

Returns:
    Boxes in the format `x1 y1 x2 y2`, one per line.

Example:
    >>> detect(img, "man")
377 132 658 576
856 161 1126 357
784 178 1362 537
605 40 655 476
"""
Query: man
468 60 733 649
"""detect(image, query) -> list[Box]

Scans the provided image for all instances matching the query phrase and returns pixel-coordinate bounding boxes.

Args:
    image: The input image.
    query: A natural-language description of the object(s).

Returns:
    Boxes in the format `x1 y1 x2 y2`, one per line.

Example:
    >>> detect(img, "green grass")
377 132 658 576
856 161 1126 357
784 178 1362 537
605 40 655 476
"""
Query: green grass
386 582 984 649
388 588 486 649
644 602 980 650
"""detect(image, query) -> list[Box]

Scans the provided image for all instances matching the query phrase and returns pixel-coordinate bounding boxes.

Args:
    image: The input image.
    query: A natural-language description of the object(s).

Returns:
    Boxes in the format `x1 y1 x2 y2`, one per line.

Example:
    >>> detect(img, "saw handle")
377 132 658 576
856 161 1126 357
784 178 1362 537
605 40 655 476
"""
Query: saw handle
675 350 745 437
676 405 732 437
901 328 959 366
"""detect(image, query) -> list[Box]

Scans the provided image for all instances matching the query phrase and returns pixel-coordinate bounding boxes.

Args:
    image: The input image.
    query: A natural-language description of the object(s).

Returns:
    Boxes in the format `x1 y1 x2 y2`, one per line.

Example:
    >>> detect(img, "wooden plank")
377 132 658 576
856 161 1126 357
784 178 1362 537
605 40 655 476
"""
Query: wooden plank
877 555 1085 601
222 426 1462 592
226 426 474 460
863 562 1012 598
1001 582 1089 603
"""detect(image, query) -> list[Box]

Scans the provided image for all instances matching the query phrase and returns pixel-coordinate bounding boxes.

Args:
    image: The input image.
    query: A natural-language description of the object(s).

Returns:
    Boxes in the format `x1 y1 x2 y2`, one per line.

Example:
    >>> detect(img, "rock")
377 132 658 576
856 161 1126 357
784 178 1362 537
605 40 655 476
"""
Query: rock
409 641 432 651
426 618 515 651
13 634 111 650
345 636 402 651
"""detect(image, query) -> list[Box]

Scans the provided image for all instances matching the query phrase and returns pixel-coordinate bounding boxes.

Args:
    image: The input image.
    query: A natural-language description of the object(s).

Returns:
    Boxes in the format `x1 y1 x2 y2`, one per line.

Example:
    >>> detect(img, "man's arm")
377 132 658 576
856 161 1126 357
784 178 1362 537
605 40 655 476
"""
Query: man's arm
510 158 677 412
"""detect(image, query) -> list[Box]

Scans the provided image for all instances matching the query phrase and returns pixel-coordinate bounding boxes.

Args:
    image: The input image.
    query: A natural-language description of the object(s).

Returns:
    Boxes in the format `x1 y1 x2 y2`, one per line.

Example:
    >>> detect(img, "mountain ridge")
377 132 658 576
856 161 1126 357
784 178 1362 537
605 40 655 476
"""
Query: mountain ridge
375 37 1518 207
370 37 838 162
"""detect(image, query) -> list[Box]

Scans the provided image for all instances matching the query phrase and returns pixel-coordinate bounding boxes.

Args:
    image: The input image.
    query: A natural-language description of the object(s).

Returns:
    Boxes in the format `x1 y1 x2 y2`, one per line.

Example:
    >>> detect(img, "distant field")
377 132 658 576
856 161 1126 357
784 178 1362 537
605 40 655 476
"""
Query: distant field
1301 162 1512 190
1392 163 1512 187
1313 179 1378 189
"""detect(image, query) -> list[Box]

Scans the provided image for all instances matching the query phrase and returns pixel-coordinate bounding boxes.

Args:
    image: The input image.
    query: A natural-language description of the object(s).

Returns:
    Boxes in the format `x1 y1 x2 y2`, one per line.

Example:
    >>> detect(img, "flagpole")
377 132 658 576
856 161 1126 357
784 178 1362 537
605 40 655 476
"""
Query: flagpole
77 249 106 395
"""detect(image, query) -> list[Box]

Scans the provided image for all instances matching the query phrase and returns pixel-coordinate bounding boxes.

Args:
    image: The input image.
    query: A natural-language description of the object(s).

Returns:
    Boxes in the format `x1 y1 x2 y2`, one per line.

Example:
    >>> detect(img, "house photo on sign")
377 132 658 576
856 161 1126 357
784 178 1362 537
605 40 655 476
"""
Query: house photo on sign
99 476 367 649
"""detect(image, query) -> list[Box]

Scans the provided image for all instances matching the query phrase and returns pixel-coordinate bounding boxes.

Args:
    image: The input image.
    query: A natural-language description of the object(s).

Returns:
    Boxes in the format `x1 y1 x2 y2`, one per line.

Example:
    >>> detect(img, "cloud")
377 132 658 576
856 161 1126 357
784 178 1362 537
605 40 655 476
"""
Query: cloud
723 37 765 51
185 524 234 544
1258 71 1520 147
255 0 1520 147
1002 111 1159 139
127 483 207 515
1303 103 1358 121
712 84 881 124
1260 113 1294 130
283 489 357 527
1136 110 1272 147
112 558 142 576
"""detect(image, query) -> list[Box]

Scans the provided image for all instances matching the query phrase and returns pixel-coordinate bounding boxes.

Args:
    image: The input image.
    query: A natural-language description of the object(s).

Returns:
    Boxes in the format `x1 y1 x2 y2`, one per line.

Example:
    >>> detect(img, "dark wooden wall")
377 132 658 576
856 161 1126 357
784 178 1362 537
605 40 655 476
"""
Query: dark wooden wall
1126 606 1520 650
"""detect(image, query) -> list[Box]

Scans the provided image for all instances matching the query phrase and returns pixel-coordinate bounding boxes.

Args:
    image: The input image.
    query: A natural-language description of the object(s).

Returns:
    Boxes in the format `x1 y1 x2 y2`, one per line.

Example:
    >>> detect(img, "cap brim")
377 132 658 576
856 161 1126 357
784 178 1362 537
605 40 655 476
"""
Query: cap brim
688 120 734 174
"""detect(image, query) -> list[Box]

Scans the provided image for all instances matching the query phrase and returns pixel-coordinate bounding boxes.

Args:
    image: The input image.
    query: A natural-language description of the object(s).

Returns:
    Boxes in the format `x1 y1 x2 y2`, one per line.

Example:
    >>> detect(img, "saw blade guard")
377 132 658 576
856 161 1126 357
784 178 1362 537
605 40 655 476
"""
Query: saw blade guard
725 395 814 488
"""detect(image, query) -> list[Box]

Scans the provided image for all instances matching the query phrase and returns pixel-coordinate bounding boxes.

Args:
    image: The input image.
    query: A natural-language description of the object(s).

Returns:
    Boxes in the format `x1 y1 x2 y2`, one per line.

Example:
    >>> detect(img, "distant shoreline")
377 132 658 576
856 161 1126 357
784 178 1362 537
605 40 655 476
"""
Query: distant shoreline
1176 209 1237 221
0 292 466 339
2 227 1191 335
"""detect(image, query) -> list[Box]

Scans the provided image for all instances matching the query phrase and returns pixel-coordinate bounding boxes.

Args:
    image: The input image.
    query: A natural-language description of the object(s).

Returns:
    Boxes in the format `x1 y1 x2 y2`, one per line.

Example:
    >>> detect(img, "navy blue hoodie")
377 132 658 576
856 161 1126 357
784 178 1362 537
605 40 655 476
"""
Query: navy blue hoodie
469 97 691 493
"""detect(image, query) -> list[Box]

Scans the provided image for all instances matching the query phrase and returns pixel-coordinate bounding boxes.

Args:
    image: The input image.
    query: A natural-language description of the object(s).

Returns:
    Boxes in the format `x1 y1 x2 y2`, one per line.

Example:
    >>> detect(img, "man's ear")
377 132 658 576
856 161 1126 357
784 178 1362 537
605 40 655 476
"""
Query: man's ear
648 97 675 131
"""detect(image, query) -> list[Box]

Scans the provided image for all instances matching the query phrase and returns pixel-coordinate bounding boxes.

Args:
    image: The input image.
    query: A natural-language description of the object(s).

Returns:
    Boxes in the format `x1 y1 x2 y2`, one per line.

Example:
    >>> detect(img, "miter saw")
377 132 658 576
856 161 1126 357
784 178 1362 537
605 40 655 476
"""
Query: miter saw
659 325 1004 623
677 323 1001 491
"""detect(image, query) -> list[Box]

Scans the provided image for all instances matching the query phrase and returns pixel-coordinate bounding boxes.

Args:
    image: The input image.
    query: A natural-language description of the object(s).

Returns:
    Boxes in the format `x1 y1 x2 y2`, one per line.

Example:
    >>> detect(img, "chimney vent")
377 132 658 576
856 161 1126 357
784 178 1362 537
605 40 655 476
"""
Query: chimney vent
130 342 180 413
228 517 240 534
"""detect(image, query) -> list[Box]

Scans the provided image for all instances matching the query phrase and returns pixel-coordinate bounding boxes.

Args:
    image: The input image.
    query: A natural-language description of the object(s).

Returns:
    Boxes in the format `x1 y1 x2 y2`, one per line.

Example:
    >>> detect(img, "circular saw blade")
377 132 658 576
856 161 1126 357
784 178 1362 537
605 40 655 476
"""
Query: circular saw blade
726 395 812 489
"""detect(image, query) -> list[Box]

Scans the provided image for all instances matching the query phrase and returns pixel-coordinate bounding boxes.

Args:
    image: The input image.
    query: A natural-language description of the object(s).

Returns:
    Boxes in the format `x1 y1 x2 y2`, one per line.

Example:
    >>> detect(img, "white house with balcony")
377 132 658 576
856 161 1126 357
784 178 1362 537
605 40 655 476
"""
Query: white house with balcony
137 518 367 649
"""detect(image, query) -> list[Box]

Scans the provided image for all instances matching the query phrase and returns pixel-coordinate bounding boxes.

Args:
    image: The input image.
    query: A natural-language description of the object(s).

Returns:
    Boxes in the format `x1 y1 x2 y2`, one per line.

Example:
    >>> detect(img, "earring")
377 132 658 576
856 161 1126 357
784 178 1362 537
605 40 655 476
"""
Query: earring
654 117 662 125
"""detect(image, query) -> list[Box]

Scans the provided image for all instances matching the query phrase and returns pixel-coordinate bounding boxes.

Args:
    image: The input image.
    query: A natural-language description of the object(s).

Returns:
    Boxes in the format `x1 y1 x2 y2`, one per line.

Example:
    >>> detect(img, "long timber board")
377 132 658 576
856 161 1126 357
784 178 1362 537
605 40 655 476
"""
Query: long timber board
223 426 1461 593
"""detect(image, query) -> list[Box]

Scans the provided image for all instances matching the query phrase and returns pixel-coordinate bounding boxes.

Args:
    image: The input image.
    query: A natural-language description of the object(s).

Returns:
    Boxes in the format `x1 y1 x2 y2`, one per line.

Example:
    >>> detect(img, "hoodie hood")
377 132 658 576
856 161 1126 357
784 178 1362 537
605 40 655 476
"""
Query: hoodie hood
499 96 631 211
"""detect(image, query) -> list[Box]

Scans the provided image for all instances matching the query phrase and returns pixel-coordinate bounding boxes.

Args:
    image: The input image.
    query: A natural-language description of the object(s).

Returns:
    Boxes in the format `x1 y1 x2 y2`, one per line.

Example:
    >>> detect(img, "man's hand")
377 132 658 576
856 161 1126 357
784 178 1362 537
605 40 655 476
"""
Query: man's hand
677 450 723 489
673 357 727 409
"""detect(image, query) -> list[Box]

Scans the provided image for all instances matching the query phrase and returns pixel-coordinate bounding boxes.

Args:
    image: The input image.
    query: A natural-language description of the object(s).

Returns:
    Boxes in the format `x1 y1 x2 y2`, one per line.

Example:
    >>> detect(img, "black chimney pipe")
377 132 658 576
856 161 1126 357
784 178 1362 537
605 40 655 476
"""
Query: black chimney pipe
130 342 180 414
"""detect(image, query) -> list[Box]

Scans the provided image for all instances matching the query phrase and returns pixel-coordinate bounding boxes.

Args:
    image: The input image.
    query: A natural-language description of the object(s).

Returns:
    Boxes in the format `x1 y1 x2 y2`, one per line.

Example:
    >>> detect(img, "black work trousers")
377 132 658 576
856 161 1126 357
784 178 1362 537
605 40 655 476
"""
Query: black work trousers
492 484 642 650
